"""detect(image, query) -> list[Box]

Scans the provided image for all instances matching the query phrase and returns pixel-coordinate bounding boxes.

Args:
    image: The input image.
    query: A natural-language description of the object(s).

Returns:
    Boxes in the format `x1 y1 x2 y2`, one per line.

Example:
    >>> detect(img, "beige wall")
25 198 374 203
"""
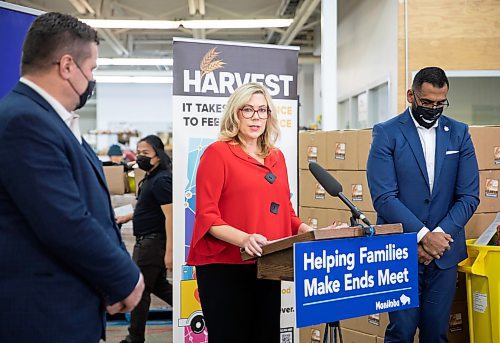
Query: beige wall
398 0 500 111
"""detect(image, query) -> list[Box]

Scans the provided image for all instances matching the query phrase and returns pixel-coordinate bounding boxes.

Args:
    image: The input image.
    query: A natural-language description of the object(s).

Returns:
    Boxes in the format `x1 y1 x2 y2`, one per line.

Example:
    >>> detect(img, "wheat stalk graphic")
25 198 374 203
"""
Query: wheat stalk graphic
200 47 225 78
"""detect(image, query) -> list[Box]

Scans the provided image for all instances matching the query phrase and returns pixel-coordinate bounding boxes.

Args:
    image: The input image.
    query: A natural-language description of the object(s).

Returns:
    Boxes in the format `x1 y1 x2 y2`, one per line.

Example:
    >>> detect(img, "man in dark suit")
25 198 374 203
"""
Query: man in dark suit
367 67 479 342
0 12 144 342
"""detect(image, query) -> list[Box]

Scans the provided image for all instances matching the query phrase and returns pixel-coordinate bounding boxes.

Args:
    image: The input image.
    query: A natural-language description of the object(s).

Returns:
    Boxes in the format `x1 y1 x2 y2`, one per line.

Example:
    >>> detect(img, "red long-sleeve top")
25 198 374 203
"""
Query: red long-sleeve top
187 140 302 265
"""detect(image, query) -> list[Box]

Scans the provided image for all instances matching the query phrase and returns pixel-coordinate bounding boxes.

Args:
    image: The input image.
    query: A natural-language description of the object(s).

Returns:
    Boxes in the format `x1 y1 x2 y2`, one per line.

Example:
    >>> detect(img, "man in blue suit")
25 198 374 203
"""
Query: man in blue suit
0 13 144 342
367 67 479 342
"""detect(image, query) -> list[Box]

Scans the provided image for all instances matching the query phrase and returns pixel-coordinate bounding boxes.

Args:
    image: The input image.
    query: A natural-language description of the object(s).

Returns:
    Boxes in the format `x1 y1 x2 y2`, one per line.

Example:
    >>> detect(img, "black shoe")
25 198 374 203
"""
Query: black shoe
119 337 143 343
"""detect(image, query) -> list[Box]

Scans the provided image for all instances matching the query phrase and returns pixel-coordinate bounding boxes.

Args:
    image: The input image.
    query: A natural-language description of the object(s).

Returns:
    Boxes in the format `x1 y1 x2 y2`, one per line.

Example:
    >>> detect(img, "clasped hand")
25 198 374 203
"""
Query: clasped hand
420 231 453 260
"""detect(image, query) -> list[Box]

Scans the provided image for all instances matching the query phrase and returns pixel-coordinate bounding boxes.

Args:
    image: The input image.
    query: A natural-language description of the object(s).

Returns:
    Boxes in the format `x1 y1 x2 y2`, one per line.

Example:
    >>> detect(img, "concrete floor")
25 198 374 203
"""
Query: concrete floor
101 322 173 343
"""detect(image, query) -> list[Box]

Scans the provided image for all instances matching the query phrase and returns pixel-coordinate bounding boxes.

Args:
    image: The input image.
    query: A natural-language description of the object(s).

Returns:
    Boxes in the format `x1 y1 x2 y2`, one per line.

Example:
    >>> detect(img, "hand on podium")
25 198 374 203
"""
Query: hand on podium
298 221 349 234
324 221 349 230
241 233 268 257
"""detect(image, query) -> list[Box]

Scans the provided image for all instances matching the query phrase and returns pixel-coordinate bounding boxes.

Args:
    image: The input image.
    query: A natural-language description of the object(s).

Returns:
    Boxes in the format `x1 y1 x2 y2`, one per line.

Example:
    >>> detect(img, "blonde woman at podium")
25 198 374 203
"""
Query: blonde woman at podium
187 83 341 343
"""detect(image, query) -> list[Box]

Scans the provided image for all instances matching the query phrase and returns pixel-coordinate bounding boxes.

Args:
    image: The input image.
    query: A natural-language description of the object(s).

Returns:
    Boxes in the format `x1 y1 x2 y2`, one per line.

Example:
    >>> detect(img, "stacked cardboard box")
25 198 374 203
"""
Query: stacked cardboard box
337 272 469 343
299 324 325 343
466 126 500 239
299 129 375 227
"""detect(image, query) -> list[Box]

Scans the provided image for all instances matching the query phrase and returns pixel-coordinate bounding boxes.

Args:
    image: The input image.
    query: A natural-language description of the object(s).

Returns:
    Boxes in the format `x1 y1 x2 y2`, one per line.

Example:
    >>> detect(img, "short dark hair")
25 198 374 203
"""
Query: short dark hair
139 135 172 171
21 12 99 75
412 67 449 92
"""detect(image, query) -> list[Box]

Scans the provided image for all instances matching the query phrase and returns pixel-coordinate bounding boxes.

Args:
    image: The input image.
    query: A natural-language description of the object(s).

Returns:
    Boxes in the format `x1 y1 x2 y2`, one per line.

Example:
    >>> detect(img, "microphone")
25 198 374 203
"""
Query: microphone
308 161 372 227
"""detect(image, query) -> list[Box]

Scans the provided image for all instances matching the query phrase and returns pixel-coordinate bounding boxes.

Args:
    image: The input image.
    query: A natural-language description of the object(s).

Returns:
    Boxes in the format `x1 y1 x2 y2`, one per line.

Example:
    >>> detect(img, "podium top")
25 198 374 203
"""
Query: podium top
241 223 403 261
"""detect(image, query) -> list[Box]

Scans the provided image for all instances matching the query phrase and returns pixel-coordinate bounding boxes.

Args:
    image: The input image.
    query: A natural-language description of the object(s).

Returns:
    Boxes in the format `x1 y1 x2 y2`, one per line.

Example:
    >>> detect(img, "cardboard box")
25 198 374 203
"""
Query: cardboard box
476 170 500 213
134 168 146 195
357 129 373 170
326 130 359 170
298 208 378 231
299 131 328 170
299 170 374 211
364 211 377 225
299 324 325 343
331 209 354 225
469 126 500 170
341 313 388 337
448 301 470 343
334 171 375 212
340 328 377 343
299 170 342 209
465 212 498 239
299 207 331 229
103 165 126 195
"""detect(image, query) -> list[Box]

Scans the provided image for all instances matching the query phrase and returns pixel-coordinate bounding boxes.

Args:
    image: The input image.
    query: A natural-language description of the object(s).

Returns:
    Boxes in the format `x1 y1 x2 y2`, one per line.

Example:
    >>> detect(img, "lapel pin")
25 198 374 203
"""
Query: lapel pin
444 126 449 132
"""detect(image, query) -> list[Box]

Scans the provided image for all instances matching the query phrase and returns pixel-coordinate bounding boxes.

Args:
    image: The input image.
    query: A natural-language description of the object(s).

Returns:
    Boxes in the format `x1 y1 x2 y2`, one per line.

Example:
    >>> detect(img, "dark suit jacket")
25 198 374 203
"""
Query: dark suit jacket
367 109 479 269
0 82 140 342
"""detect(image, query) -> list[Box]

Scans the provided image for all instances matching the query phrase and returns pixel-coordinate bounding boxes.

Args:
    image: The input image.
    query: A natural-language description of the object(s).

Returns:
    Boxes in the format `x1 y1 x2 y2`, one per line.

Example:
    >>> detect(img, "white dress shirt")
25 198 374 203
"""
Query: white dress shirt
408 107 445 242
19 77 82 144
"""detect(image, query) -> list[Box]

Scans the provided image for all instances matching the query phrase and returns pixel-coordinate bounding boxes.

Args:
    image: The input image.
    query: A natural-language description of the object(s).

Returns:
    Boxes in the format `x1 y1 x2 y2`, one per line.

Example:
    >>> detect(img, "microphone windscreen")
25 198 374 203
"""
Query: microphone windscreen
308 162 343 196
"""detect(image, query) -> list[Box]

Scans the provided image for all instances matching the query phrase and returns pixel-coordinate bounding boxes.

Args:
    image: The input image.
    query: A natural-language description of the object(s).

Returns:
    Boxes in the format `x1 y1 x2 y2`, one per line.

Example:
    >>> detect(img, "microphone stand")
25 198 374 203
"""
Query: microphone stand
323 211 375 343
323 321 343 343
349 211 375 237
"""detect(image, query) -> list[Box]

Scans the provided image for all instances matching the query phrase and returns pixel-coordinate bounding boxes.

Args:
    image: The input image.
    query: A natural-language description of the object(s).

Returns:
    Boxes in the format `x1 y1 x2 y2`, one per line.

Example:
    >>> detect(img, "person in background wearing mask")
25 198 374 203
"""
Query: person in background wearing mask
0 13 144 342
367 67 479 342
116 135 173 343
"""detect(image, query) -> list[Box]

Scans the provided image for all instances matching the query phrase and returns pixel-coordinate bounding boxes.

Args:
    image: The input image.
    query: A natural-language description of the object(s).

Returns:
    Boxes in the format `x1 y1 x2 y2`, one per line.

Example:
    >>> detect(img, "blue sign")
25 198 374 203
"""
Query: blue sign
0 5 38 100
294 233 418 328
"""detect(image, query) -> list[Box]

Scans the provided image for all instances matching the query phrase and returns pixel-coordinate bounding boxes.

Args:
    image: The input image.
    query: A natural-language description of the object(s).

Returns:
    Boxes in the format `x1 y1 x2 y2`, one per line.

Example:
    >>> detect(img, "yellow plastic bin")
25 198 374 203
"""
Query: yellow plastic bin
458 239 500 343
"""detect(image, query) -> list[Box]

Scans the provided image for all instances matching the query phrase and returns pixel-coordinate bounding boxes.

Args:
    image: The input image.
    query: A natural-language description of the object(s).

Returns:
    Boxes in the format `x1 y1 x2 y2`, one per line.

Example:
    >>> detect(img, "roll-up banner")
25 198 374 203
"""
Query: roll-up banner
0 1 41 99
172 37 299 343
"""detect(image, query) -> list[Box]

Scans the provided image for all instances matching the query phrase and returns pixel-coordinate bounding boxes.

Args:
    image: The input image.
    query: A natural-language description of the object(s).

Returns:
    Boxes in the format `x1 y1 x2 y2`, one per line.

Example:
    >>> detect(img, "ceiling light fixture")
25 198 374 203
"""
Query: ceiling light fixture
97 58 173 66
94 75 173 84
81 18 293 30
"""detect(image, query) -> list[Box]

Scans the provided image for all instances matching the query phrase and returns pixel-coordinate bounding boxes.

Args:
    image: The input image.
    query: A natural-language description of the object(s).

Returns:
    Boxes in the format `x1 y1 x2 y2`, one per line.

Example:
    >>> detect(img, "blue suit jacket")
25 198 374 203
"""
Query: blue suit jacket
367 109 479 269
0 82 140 342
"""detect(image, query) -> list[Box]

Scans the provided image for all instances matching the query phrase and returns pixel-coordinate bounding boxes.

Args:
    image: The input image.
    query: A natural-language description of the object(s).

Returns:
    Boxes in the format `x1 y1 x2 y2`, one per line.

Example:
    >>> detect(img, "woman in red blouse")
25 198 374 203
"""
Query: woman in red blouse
187 83 337 342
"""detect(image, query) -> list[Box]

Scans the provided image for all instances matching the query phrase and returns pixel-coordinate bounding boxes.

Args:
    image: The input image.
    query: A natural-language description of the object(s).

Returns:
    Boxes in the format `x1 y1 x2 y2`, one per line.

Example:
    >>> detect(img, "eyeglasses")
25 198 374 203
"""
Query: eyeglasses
239 106 270 119
414 93 449 109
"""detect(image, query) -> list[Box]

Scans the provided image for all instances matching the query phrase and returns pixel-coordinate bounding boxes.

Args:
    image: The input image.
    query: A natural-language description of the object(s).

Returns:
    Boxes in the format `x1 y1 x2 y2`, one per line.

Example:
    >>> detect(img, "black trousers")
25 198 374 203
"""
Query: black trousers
126 236 173 343
196 264 281 343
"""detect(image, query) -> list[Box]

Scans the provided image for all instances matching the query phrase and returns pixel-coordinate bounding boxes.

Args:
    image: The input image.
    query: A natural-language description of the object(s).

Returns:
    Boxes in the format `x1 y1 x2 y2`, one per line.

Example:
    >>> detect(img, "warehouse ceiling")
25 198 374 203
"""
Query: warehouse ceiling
7 0 321 62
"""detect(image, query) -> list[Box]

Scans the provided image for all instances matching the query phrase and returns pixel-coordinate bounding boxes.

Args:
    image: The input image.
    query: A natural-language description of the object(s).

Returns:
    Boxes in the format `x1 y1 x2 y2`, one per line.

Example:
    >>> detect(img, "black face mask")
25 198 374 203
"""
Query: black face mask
137 155 155 171
75 79 95 110
68 61 96 110
411 102 443 129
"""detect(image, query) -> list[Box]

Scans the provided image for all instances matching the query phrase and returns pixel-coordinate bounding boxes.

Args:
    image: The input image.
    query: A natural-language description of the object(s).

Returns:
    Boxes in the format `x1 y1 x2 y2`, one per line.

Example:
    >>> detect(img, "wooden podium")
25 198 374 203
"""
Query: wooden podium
241 223 403 281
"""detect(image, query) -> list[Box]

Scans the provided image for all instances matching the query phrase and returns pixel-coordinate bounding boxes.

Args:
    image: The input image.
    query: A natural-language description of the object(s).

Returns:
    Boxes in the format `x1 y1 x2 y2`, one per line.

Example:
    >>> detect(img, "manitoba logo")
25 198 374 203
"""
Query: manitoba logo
200 47 226 79
375 294 410 311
